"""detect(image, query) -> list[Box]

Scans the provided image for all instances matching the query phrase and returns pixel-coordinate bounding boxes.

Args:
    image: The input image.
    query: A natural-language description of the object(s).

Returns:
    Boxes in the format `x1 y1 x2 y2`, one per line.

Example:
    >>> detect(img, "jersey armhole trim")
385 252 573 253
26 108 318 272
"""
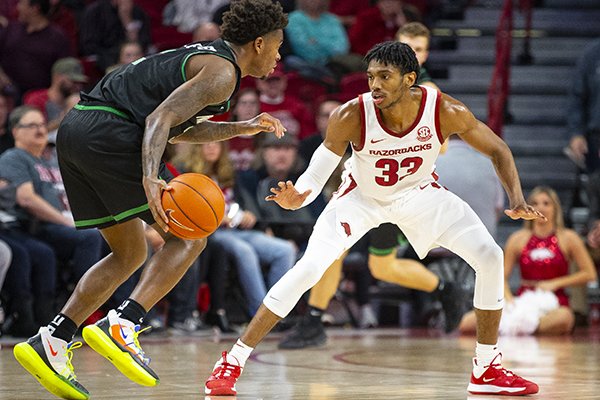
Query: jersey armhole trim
434 89 444 145
353 94 366 151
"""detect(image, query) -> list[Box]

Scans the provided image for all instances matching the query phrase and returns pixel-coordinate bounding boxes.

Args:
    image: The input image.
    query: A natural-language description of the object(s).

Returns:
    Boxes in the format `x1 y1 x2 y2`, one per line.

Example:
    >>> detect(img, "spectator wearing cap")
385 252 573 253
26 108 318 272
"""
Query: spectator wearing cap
23 57 87 132
256 64 316 140
239 132 327 251
0 0 71 98
0 106 104 284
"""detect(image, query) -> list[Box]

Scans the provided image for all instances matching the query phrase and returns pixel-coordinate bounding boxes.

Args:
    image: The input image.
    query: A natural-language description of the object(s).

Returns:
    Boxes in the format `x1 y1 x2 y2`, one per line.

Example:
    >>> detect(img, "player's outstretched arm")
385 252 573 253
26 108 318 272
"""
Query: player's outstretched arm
438 93 546 222
169 112 286 144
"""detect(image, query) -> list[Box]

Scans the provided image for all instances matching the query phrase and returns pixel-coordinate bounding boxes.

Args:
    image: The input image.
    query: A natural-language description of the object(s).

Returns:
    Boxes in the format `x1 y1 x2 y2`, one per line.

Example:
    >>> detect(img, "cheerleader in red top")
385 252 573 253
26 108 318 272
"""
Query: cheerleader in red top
460 186 597 335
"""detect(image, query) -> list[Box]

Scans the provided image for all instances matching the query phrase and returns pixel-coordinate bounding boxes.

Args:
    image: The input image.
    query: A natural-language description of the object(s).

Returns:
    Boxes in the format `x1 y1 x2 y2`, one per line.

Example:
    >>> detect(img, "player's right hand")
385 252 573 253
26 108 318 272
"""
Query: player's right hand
265 180 311 210
143 176 172 232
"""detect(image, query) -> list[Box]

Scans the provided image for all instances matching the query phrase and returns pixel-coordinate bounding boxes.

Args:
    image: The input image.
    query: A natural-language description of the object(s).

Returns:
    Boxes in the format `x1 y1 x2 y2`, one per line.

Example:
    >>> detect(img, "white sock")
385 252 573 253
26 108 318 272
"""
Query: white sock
474 342 499 376
228 339 254 368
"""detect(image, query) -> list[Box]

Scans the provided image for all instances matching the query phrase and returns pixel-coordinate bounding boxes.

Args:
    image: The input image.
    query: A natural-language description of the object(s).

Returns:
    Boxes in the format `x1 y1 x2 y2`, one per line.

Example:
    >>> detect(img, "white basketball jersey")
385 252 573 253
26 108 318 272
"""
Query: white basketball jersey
349 86 443 202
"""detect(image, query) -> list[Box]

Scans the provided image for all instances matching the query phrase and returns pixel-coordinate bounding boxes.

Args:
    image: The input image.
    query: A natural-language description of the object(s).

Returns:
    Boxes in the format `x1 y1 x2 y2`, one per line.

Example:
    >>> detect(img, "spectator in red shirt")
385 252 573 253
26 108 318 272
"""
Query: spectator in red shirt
349 0 419 56
329 0 369 29
256 65 316 140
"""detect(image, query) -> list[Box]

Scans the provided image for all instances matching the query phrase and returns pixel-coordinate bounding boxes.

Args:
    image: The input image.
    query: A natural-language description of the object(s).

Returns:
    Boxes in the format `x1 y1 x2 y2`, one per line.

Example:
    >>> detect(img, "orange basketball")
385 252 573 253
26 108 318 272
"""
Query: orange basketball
161 173 225 239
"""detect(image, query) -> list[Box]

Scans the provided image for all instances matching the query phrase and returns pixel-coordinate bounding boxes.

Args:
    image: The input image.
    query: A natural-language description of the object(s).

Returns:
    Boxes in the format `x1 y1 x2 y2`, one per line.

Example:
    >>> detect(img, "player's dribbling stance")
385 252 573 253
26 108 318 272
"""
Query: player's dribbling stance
205 41 544 396
13 1 288 399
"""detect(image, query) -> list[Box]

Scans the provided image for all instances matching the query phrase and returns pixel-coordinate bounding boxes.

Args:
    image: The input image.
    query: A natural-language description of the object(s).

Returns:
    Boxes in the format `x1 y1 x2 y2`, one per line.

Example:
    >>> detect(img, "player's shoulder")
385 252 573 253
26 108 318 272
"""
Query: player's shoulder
329 97 361 127
437 91 471 118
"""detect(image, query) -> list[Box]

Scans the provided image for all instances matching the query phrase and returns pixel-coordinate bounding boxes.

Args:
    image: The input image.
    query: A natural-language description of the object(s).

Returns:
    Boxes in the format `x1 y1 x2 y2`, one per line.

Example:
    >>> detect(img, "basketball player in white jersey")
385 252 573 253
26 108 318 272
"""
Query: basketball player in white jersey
205 41 544 396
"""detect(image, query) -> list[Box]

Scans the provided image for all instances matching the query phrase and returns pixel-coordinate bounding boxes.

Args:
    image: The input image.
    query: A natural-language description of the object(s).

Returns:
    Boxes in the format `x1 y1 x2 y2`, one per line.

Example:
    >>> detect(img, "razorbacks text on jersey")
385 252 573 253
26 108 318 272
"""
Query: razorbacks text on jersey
349 86 444 201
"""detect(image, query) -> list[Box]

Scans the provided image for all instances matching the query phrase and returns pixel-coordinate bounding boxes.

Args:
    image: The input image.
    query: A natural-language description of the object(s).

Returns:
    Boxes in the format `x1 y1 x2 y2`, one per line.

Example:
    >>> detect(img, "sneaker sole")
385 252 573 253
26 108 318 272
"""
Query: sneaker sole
468 383 539 395
204 384 237 396
82 325 159 387
13 343 90 400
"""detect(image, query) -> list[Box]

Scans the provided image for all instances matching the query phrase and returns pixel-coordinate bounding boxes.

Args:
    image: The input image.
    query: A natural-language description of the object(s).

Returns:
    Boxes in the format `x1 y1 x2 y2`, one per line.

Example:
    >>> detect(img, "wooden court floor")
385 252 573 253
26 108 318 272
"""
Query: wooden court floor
1 327 599 399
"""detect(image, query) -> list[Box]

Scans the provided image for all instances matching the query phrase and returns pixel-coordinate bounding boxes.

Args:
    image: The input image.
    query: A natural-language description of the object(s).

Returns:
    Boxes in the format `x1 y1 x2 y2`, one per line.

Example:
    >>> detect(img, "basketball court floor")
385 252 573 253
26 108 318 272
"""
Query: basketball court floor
1 327 599 399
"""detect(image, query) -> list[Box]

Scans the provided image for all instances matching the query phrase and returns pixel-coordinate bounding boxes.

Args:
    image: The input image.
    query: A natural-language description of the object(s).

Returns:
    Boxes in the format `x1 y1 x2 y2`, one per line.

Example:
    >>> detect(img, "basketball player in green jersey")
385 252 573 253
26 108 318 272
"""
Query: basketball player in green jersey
14 1 287 399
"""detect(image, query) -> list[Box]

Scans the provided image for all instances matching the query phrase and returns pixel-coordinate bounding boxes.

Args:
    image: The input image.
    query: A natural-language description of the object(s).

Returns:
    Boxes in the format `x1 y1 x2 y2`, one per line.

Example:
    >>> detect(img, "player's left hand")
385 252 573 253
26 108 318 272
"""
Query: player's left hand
243 112 286 138
265 180 311 210
504 203 547 221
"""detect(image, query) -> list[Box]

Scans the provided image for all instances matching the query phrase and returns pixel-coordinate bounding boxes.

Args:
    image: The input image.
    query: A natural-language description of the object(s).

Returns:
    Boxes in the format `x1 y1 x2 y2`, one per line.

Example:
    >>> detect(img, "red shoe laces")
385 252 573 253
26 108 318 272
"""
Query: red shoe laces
215 352 241 379
485 361 516 380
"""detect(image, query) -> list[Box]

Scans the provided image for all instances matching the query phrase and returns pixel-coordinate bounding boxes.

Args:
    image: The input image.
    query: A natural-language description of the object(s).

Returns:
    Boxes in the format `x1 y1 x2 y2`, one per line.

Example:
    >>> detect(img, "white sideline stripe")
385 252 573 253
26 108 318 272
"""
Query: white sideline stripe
468 383 525 393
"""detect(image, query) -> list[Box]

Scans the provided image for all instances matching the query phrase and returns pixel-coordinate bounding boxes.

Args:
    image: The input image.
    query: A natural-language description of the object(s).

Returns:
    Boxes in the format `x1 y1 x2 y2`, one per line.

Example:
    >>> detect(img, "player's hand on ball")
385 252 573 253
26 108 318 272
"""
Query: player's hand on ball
244 112 286 138
265 180 311 210
143 176 172 232
504 202 546 221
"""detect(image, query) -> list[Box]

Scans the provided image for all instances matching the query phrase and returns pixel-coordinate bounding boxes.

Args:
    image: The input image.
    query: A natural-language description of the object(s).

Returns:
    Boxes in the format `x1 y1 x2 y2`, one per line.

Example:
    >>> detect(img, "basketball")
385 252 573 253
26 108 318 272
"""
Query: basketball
161 173 225 239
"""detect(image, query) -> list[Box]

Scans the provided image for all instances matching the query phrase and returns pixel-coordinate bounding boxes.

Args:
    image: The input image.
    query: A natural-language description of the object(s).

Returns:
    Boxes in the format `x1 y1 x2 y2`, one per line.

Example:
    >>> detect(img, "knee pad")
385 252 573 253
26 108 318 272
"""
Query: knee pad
471 241 504 310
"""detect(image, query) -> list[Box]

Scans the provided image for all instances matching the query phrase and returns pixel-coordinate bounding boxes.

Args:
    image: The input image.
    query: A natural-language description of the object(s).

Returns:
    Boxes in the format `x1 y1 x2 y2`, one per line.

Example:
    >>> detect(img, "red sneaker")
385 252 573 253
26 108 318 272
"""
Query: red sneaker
204 351 243 396
468 353 539 396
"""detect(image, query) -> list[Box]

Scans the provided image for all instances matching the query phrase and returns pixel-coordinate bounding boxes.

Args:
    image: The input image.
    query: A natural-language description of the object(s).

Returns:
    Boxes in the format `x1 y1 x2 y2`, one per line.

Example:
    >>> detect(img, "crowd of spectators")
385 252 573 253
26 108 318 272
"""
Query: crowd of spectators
0 0 598 338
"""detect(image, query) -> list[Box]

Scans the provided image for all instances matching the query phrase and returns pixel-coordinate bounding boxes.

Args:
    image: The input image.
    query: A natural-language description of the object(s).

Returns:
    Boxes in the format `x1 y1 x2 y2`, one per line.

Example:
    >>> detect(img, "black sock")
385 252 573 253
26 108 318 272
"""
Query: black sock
116 299 147 325
308 306 324 323
48 313 78 342
435 278 445 294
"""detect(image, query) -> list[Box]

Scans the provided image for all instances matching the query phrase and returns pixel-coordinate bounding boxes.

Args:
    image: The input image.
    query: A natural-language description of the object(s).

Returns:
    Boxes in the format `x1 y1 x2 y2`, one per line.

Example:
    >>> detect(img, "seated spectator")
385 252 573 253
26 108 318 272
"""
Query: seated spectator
240 133 327 250
397 22 439 90
299 98 342 166
23 57 87 132
0 0 71 98
459 186 597 335
163 0 228 33
349 0 419 56
0 106 103 283
226 88 261 171
256 66 316 140
79 0 151 71
284 0 355 85
192 21 220 42
0 177 57 337
105 40 145 74
174 141 297 317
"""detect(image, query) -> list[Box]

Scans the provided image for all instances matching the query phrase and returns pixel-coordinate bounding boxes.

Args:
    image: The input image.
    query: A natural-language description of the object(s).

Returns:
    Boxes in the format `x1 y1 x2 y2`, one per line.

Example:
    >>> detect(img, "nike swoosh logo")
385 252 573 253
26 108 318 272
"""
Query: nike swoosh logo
419 184 429 190
268 295 280 302
47 339 58 357
370 138 385 144
165 209 194 231
483 377 495 383
120 325 129 341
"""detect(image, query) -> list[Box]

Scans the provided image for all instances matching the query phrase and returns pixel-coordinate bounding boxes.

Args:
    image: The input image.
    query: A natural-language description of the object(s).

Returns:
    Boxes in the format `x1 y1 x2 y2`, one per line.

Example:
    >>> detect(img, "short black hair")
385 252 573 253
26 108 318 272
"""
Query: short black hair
221 0 288 45
364 41 420 80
